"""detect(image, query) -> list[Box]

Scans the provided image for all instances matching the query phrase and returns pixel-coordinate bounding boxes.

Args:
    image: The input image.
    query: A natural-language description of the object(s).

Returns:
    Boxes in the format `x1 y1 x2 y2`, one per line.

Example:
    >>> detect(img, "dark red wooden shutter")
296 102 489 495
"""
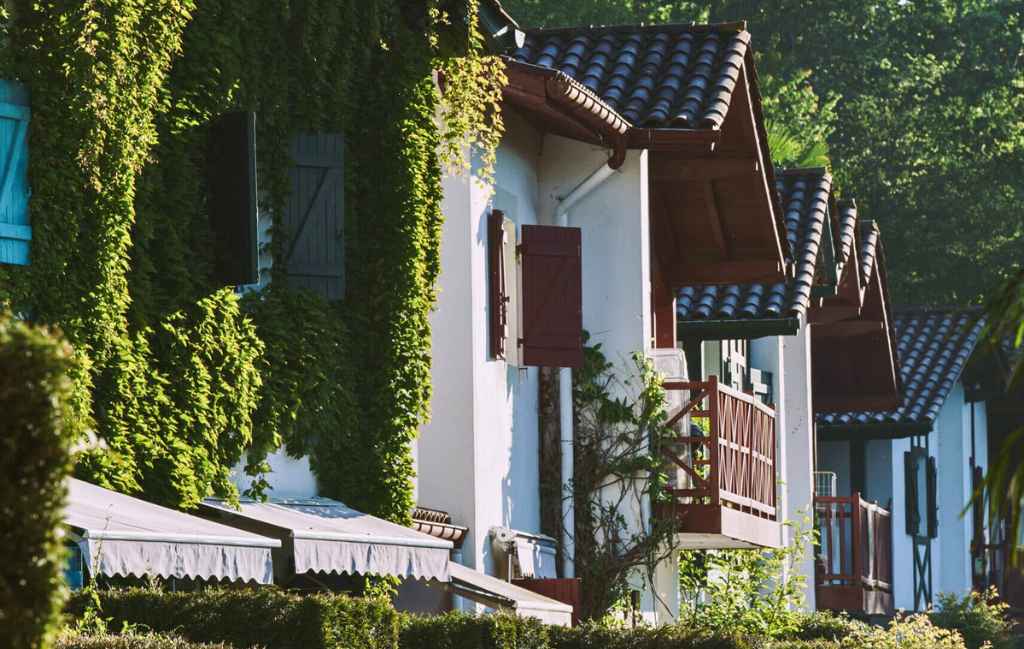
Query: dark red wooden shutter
489 210 508 359
519 224 582 368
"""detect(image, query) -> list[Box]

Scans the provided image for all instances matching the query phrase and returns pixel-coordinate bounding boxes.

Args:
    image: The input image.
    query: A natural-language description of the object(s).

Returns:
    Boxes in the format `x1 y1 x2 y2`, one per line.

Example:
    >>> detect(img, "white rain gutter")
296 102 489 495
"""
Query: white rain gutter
553 161 616 579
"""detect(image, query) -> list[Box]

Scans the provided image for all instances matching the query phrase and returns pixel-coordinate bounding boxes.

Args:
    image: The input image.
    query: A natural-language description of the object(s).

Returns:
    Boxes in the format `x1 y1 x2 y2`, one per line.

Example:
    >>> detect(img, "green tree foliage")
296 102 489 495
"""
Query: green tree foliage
504 0 1024 307
0 316 81 649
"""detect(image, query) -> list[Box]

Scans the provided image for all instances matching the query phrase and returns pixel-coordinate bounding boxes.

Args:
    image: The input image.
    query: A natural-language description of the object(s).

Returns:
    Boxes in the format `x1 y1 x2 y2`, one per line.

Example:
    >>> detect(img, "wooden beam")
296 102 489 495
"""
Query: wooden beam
813 319 884 338
703 181 729 260
809 305 862 325
665 260 784 286
648 157 759 182
627 127 719 152
814 394 898 415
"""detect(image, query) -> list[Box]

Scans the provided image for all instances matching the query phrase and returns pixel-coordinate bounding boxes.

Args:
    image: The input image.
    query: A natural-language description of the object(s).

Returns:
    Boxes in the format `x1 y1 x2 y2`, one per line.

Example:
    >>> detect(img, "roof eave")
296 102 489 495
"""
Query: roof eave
677 315 801 341
817 420 933 442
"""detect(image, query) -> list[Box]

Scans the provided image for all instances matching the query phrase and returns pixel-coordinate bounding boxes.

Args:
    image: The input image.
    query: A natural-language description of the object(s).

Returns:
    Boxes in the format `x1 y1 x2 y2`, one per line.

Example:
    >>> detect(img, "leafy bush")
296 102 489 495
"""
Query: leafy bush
400 611 549 649
929 588 1018 649
56 633 230 649
677 514 817 638
548 622 766 649
842 611 967 649
784 611 865 641
65 588 398 649
0 315 82 649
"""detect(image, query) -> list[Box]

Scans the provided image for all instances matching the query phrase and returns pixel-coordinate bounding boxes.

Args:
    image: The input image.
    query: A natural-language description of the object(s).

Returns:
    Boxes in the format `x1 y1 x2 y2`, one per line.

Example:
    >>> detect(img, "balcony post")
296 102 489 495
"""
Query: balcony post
851 492 864 593
708 375 721 507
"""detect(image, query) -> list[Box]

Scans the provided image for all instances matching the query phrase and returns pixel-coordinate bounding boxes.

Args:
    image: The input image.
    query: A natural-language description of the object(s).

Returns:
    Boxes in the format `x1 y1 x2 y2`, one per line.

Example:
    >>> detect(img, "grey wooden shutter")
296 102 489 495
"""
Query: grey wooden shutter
0 79 30 266
284 132 344 299
926 456 938 538
905 451 921 536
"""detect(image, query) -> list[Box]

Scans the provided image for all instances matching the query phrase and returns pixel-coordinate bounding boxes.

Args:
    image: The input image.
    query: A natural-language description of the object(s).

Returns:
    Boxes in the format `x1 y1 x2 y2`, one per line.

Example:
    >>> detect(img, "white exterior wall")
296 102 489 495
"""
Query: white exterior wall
416 111 545 581
751 327 815 609
229 448 319 500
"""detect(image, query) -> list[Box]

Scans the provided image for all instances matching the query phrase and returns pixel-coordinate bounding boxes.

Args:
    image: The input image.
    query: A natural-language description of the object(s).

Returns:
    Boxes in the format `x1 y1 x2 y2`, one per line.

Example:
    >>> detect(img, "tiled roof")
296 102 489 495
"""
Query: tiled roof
836 200 859 273
676 168 832 324
509 23 750 129
818 308 984 430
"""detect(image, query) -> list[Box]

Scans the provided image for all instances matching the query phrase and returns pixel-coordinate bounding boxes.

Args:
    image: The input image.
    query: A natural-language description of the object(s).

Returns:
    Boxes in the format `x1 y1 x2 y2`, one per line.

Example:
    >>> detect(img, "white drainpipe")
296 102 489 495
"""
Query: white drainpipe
554 161 617 579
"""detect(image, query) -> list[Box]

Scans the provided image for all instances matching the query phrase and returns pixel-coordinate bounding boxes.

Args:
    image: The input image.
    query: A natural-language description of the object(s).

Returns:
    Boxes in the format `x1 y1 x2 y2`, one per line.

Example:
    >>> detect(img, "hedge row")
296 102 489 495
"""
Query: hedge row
66 589 399 649
66 589 765 649
57 634 229 649
67 588 1017 649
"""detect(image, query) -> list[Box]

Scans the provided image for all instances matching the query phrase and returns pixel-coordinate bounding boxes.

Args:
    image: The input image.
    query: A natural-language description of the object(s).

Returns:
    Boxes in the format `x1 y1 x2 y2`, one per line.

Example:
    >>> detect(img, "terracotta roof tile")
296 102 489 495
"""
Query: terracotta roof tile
510 23 750 130
817 308 984 430
676 167 833 324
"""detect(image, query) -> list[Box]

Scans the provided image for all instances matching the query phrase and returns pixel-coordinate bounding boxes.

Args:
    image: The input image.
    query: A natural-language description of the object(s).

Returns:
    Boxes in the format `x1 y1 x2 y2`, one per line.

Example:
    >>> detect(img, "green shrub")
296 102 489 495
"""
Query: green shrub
769 640 839 649
842 612 967 649
784 611 865 641
65 588 399 649
0 315 81 649
400 611 549 649
548 623 766 649
930 588 1018 649
56 633 230 649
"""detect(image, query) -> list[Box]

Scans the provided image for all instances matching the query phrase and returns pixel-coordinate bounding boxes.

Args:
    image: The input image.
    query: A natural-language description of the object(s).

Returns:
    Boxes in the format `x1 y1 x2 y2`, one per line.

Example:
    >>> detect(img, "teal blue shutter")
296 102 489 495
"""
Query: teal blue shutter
0 79 29 266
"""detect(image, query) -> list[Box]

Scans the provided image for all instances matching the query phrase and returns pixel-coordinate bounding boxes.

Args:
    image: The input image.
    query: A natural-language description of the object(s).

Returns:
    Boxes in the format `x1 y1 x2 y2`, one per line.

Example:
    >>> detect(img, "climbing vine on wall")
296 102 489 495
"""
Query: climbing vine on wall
0 0 504 519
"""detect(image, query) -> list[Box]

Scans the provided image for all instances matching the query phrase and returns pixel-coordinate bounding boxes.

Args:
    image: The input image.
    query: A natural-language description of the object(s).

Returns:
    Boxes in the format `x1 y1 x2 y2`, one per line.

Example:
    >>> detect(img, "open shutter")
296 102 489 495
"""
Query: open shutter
283 132 344 299
926 456 938 538
489 209 509 359
0 79 30 266
905 451 921 536
208 111 258 285
519 224 582 368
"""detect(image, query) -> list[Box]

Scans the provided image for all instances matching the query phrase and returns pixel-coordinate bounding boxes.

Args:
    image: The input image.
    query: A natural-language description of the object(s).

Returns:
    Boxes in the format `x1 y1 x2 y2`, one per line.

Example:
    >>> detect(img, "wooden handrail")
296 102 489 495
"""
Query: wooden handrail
660 375 777 520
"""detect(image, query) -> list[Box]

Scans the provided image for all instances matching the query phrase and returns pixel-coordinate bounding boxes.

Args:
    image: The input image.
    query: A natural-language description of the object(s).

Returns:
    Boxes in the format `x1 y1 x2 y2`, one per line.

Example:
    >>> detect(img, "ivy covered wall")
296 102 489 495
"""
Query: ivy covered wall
0 0 489 522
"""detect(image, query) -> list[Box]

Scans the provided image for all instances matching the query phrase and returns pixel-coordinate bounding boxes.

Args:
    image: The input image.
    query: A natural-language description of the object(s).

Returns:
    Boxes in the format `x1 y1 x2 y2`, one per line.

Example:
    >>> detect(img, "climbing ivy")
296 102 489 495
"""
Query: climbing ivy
0 0 503 519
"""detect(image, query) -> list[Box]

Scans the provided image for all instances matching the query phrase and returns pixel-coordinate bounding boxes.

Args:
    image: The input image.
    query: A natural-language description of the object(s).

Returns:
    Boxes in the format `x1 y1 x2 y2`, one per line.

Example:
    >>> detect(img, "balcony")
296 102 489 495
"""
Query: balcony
651 376 780 549
815 494 894 616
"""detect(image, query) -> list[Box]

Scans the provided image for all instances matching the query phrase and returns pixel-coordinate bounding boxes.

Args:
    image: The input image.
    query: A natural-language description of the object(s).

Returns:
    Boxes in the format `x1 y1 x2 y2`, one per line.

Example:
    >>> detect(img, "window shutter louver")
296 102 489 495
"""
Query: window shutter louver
926 456 938 538
519 224 583 368
283 132 345 300
905 451 921 536
0 79 31 266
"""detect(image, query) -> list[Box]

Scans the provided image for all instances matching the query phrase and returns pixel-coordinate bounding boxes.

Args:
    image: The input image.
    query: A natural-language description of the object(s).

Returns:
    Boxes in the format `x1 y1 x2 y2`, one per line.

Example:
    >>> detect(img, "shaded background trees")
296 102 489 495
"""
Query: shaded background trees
504 0 1024 308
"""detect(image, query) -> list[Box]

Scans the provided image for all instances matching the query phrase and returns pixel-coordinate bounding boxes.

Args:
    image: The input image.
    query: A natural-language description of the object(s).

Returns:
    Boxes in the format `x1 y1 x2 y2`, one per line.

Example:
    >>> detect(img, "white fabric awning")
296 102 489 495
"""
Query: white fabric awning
64 479 279 584
490 526 558 579
435 563 573 626
200 498 452 581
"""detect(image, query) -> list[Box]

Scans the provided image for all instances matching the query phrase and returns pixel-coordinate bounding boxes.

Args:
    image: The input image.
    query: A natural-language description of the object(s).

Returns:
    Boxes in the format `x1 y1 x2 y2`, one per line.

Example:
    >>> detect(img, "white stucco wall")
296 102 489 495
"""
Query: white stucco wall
751 328 815 609
416 111 544 581
229 447 318 500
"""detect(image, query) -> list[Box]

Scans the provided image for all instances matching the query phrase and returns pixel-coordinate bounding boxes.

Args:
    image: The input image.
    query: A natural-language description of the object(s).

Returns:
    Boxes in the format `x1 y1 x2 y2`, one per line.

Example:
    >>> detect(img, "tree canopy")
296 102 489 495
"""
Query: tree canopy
504 0 1024 308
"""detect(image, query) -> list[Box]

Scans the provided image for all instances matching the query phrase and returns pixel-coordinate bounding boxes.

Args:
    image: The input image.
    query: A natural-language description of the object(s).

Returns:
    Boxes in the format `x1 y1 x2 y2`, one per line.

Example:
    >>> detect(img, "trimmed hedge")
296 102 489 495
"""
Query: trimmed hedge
0 315 80 649
56 634 229 649
65 588 398 649
548 624 767 649
399 611 550 649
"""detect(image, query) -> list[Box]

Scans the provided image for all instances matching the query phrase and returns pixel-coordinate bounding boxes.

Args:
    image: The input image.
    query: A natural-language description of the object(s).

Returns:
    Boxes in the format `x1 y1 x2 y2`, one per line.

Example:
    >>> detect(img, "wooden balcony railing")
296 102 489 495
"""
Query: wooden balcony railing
659 376 777 521
815 494 894 615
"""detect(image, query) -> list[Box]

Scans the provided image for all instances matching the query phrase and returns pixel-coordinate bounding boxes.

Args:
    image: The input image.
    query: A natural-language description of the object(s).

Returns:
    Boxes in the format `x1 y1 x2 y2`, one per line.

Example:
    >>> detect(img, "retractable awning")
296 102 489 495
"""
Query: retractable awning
64 479 279 584
432 563 573 626
199 498 452 581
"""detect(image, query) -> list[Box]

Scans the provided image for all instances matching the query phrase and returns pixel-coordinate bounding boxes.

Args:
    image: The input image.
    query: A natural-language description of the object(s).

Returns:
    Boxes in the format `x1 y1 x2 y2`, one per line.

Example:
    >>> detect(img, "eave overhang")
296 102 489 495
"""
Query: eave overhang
502 59 631 168
817 421 933 442
677 316 801 342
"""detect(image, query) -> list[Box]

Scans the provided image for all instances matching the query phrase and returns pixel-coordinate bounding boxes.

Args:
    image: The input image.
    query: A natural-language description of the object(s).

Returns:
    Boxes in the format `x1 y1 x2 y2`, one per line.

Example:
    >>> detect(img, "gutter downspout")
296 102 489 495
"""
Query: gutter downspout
554 161 617 580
